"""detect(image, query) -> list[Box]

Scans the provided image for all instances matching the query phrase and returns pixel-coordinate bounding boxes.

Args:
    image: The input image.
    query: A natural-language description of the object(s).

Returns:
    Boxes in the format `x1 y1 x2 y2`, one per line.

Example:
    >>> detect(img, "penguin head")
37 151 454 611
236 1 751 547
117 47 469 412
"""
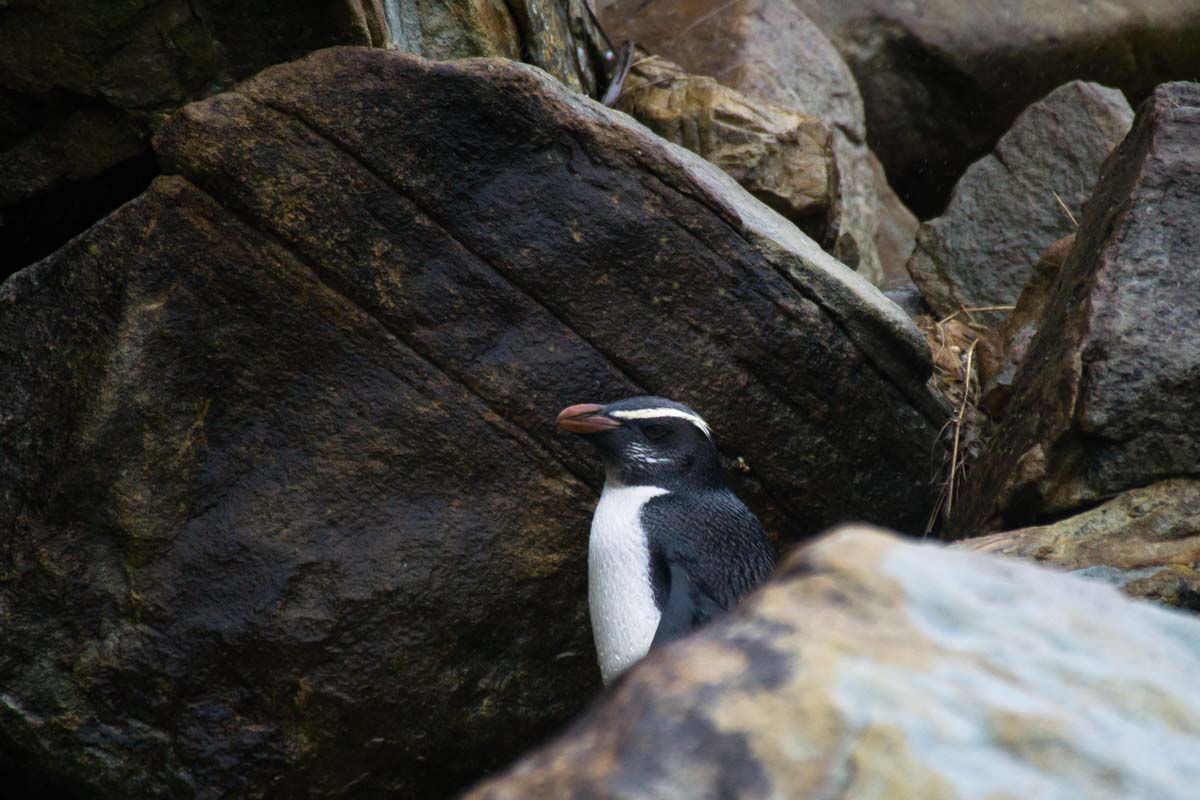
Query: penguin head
556 396 723 489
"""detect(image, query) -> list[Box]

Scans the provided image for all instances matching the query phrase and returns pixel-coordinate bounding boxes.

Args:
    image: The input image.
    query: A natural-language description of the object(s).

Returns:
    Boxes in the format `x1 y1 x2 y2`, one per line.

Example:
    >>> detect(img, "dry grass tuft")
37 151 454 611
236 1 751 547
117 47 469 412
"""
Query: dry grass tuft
918 306 1013 537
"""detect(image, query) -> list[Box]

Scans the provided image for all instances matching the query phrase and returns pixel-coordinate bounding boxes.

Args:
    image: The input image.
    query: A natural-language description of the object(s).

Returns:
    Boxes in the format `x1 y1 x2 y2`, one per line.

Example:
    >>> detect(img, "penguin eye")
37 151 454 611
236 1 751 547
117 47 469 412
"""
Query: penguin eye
643 423 670 442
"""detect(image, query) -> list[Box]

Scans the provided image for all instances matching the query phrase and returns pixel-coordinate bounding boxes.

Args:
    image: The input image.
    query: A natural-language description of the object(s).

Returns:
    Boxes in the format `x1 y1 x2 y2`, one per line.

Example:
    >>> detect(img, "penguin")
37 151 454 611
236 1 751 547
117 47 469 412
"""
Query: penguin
556 396 775 684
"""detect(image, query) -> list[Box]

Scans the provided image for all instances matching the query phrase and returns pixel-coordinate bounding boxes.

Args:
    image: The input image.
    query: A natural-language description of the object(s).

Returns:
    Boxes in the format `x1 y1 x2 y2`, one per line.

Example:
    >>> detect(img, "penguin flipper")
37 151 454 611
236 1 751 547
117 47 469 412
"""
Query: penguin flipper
650 561 722 650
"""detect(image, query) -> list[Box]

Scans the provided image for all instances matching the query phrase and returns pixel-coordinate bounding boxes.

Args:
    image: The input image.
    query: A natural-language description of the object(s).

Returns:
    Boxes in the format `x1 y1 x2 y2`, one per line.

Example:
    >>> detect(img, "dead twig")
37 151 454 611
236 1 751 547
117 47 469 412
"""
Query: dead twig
945 339 978 522
1052 190 1079 228
938 305 1016 326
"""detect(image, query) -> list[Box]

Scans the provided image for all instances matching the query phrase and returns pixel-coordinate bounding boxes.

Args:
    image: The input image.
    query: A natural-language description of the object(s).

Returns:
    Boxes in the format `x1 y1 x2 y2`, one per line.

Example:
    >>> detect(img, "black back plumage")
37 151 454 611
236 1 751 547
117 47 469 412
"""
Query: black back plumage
643 488 775 623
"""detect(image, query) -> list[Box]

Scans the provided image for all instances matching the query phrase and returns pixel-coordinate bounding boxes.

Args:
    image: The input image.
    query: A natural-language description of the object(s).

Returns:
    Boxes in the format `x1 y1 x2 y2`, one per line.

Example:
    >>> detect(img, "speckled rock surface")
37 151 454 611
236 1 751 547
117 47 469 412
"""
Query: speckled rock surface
600 0 894 284
957 480 1200 612
467 526 1200 799
0 47 944 797
953 82 1200 534
907 81 1132 319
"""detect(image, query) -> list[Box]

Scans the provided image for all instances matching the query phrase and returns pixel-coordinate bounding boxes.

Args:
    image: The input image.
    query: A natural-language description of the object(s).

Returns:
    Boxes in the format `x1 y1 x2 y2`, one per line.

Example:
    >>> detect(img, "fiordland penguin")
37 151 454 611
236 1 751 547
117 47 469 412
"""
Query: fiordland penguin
556 396 775 684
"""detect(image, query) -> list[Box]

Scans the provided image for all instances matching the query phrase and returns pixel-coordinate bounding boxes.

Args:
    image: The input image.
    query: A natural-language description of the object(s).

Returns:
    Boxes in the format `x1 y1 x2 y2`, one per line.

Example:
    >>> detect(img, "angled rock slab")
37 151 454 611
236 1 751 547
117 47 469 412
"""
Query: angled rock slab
1 48 942 797
155 47 945 538
957 480 1200 612
907 81 1132 319
953 82 1200 534
467 526 1200 799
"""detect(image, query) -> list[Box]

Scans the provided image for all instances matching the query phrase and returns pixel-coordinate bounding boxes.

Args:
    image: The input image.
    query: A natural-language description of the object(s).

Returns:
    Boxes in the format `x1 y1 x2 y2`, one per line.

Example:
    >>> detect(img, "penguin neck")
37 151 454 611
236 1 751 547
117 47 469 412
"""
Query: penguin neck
603 461 724 494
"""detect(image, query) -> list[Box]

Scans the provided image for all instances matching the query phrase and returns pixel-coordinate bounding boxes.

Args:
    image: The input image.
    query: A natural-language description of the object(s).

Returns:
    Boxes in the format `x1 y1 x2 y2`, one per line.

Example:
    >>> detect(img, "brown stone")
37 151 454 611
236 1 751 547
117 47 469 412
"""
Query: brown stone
0 0 608 276
615 57 836 229
952 82 1200 535
791 0 1200 216
957 480 1200 611
600 0 895 284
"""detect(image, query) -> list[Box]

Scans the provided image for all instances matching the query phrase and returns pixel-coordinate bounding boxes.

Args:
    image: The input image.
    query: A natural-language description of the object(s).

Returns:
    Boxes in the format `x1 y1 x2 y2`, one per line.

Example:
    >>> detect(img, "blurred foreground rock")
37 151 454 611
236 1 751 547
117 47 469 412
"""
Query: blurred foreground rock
907 81 1132 319
468 526 1200 799
792 0 1200 216
601 0 907 285
0 47 944 797
958 480 1200 612
954 82 1200 534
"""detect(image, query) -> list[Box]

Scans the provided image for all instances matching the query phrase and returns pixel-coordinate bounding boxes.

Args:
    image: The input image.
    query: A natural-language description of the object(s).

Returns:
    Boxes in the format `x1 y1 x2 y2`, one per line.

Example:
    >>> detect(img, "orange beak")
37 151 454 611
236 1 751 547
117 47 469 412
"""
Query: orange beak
556 403 623 434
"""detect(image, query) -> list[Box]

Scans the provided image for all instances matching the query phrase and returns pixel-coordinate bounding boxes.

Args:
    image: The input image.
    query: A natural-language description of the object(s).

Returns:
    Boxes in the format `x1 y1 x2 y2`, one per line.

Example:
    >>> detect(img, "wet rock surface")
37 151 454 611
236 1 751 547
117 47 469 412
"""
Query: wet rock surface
906 81 1132 319
953 81 1200 534
791 0 1200 216
957 480 1200 612
0 47 944 797
468 526 1200 799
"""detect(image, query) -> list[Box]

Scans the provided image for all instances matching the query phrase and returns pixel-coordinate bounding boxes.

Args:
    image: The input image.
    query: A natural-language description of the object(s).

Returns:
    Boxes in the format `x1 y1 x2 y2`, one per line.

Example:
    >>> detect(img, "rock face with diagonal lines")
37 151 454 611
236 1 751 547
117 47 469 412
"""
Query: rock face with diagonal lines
0 47 943 797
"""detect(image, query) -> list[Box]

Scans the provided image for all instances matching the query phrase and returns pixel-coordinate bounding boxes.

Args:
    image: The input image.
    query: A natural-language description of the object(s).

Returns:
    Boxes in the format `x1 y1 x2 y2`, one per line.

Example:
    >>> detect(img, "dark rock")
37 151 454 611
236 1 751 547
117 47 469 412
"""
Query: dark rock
0 47 944 797
0 0 607 279
882 282 926 321
957 480 1200 612
792 0 1200 217
907 81 1132 319
0 0 388 278
952 82 1200 535
977 234 1074 418
599 0 895 285
467 526 1200 799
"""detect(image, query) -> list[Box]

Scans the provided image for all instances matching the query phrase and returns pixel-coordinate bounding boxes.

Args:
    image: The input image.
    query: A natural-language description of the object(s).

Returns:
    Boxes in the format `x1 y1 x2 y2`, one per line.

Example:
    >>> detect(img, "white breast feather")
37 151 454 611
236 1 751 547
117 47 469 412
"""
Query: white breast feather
589 481 668 684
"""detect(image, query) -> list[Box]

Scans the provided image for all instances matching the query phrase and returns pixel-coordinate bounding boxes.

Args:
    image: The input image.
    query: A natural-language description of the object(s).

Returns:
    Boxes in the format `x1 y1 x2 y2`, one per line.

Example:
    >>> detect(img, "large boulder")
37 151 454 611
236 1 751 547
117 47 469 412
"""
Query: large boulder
906 81 1132 319
953 82 1200 535
0 0 606 279
468 526 1200 799
792 0 1200 217
957 480 1200 612
599 0 902 285
0 47 943 796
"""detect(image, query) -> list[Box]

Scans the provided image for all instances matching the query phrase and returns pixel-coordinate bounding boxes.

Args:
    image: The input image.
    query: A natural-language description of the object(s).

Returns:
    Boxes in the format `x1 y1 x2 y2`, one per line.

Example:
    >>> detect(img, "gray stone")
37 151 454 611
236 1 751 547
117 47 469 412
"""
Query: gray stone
953 82 1200 534
907 81 1132 319
956 480 1200 612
